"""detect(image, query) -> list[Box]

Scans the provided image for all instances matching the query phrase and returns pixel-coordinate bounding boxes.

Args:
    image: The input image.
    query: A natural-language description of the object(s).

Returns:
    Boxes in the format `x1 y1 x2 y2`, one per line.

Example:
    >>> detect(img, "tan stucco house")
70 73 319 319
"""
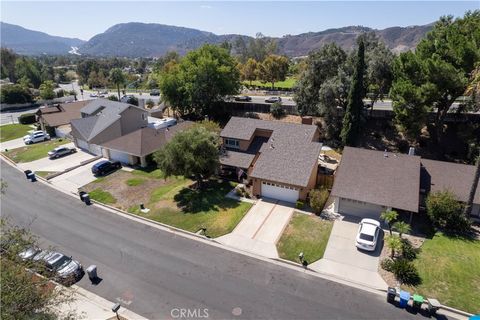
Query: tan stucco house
220 117 322 203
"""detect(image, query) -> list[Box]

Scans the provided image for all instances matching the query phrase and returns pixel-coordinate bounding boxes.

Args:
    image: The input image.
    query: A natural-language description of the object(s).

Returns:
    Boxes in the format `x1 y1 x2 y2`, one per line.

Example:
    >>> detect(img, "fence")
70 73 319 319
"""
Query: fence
317 174 334 189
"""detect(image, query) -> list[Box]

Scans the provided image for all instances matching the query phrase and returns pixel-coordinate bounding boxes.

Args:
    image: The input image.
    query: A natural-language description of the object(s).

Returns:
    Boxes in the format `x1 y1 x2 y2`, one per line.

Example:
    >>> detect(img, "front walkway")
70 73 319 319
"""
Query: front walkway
217 199 294 258
309 220 388 290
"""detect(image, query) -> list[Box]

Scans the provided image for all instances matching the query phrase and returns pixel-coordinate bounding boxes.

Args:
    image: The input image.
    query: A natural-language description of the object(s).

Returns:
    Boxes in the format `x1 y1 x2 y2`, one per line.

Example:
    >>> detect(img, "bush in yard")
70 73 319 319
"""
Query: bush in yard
18 113 36 124
146 99 155 108
270 102 286 119
426 190 471 234
400 238 418 261
309 187 329 214
126 96 139 106
296 200 304 209
391 258 421 285
107 95 119 101
380 258 394 272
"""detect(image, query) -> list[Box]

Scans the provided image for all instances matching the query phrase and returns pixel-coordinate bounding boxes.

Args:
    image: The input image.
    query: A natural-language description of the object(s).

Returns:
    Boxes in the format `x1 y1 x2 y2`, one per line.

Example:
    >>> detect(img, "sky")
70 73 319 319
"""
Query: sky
1 1 478 41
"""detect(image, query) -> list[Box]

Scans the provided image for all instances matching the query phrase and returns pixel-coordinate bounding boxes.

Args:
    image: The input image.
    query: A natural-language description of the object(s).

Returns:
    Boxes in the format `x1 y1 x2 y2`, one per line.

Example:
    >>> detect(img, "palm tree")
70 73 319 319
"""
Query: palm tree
385 235 402 258
393 221 411 238
109 68 125 101
380 210 398 235
464 155 480 217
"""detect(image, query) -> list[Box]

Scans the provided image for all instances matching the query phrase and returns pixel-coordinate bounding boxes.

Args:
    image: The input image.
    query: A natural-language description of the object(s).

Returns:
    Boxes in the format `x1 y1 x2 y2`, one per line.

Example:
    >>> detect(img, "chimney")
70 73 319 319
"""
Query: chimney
301 116 313 125
408 147 415 156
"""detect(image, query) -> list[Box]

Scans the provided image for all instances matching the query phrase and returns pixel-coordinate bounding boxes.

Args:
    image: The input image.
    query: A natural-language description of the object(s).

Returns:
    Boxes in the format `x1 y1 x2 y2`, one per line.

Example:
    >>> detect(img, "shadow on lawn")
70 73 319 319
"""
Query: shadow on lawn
174 179 239 213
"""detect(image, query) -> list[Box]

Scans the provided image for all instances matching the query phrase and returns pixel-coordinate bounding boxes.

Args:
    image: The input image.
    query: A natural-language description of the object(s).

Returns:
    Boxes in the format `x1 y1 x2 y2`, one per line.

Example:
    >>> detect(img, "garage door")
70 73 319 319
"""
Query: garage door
88 144 102 156
76 139 89 151
337 198 384 219
261 181 299 203
109 149 130 164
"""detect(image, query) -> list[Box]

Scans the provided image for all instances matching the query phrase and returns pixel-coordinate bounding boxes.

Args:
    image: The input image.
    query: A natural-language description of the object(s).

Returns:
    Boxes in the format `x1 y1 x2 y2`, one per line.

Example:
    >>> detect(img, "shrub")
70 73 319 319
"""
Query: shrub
244 112 259 119
18 113 36 124
296 200 304 209
146 99 155 108
309 187 329 214
0 84 33 104
107 95 119 101
426 190 471 234
126 96 139 106
380 258 394 272
400 239 418 261
270 102 286 119
390 259 421 285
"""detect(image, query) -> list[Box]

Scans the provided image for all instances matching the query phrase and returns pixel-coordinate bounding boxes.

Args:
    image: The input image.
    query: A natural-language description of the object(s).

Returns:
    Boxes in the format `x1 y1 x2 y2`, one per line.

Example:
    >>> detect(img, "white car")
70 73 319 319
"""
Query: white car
23 130 43 140
355 218 381 251
23 132 50 145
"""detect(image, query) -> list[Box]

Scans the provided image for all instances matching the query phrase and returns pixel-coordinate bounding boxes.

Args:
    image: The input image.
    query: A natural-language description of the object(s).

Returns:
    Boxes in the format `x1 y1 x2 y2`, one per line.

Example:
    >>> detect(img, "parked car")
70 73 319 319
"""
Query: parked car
45 252 83 280
355 218 381 251
120 95 135 103
99 90 108 95
235 96 252 102
91 160 122 176
18 247 41 260
48 146 77 159
23 130 43 140
150 89 160 96
23 132 50 145
265 96 282 103
89 93 98 98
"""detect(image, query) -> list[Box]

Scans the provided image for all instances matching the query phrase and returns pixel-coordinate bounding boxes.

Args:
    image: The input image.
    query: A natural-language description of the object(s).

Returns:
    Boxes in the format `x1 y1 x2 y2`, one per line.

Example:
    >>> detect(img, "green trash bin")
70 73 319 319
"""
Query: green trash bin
413 294 424 309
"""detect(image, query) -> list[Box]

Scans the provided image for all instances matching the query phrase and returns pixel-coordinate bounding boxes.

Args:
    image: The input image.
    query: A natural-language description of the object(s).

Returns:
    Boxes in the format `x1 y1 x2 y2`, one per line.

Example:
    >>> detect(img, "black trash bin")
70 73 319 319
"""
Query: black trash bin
24 170 32 179
79 191 86 202
387 287 397 303
81 193 91 205
27 172 36 182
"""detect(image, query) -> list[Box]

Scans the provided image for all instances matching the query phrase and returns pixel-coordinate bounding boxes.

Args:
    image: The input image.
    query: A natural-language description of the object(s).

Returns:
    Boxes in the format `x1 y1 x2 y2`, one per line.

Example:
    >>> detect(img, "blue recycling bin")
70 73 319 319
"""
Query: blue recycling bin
399 291 411 308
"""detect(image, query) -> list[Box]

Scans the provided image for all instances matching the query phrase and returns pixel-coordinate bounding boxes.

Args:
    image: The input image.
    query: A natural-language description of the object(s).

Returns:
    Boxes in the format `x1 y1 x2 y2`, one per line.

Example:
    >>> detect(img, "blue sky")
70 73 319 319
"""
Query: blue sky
1 1 478 40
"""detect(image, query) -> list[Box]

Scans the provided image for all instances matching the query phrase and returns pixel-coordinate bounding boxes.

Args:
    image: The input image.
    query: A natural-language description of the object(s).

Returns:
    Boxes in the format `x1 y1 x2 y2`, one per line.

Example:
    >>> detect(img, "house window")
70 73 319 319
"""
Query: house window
225 138 239 149
142 113 147 120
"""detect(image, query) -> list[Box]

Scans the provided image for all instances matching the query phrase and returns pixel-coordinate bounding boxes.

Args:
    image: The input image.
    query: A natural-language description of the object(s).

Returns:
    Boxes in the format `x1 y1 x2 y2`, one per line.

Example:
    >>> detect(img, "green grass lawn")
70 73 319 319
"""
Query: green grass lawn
131 167 165 179
89 188 117 204
35 171 58 178
0 124 33 143
243 77 297 89
2 139 69 163
277 212 334 264
406 233 480 314
126 178 146 186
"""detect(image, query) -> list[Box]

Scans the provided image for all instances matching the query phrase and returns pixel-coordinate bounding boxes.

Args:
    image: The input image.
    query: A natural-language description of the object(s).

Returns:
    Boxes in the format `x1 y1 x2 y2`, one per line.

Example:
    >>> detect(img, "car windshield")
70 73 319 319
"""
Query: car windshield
360 233 374 242
50 256 71 269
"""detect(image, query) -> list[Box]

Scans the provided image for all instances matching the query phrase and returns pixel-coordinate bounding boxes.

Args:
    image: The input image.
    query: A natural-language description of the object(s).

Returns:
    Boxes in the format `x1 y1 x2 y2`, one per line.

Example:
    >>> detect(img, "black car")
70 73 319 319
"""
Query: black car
91 160 121 176
235 96 252 102
150 89 160 96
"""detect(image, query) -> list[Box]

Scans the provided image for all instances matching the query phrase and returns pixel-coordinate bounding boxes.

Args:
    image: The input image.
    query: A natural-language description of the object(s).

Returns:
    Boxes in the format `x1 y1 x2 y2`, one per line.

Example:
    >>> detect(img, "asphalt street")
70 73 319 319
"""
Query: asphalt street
1 161 423 320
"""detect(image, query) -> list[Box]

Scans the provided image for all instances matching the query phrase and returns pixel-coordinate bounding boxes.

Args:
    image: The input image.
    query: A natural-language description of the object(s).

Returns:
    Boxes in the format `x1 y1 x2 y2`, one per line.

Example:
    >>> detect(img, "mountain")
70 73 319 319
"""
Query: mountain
0 22 86 55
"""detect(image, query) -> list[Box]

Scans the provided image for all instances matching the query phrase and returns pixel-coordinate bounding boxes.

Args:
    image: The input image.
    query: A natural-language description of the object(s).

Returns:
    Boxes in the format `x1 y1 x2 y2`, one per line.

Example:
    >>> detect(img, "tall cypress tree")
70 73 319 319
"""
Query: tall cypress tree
341 39 365 146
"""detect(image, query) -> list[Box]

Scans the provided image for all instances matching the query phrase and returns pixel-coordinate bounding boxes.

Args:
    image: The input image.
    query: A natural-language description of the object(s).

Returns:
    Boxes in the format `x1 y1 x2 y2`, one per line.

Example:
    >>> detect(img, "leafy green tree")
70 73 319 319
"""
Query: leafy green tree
380 209 398 235
393 221 411 238
153 126 220 189
391 11 480 141
385 235 402 258
426 190 471 233
0 48 17 81
464 155 480 217
0 84 33 104
109 68 126 101
241 58 258 85
309 187 330 214
39 80 55 100
158 44 240 117
257 55 289 90
15 57 41 88
341 39 366 146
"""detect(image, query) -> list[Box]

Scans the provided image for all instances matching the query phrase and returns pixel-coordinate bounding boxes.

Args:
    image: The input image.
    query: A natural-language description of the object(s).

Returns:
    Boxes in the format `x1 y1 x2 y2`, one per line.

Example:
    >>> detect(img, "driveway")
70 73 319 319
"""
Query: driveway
309 220 388 290
1 137 27 151
217 199 294 258
49 158 106 194
17 143 96 172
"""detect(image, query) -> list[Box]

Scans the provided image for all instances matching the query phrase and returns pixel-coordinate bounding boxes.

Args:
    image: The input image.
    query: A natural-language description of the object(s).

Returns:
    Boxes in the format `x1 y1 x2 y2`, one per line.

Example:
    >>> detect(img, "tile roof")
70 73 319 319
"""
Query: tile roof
331 147 421 212
421 159 480 204
221 117 321 187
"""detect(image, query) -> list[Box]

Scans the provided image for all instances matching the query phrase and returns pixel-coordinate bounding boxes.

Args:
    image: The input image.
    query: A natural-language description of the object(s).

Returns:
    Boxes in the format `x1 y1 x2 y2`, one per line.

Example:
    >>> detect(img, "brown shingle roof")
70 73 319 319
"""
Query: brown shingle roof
220 150 255 169
421 159 480 204
331 147 421 212
40 101 89 127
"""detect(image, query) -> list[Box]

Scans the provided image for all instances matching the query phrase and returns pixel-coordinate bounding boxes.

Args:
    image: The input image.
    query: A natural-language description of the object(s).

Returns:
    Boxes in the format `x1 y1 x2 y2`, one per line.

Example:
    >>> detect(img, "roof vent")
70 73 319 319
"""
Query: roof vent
270 144 275 149
408 147 415 156
384 149 388 158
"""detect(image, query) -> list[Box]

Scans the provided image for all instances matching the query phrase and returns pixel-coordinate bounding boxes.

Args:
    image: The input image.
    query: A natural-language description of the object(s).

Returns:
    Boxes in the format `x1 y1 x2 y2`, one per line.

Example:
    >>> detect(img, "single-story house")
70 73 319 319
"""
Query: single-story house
331 147 480 220
37 100 89 137
220 117 322 203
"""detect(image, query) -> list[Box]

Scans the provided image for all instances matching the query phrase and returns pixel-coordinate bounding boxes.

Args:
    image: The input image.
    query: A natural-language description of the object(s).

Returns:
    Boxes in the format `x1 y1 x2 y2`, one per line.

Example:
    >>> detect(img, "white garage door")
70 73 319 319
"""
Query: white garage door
88 144 102 156
337 198 384 219
109 149 130 164
261 181 299 203
76 139 89 151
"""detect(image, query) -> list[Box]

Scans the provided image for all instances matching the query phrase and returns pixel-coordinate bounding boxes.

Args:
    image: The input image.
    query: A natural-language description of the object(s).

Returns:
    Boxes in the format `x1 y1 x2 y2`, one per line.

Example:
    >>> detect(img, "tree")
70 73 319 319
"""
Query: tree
380 209 398 235
309 187 330 214
109 68 126 101
39 80 55 100
257 55 289 90
385 235 402 258
153 126 219 189
241 58 258 85
0 84 33 104
427 190 471 233
107 94 119 101
0 48 17 81
15 57 41 88
158 44 240 117
391 11 480 142
393 221 411 238
464 156 480 217
340 39 366 146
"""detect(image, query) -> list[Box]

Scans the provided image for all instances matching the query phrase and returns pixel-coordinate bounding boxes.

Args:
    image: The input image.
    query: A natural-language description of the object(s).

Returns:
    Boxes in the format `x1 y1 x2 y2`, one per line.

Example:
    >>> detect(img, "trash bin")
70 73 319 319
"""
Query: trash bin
81 193 91 205
399 291 410 308
79 191 86 202
24 170 32 179
27 172 36 182
413 294 424 309
86 265 97 281
426 298 441 315
387 287 396 303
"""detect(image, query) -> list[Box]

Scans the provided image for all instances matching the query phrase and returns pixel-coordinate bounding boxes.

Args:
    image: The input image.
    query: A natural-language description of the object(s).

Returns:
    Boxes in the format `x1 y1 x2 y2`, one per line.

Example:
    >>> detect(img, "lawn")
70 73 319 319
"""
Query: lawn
0 124 32 143
277 212 333 264
405 233 480 314
82 168 252 238
35 171 59 178
89 188 117 204
2 139 70 163
243 77 297 89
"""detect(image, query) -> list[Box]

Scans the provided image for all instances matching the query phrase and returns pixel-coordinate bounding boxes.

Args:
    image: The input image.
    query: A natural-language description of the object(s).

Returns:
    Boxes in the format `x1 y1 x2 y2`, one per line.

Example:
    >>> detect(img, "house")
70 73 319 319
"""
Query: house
220 117 322 203
330 147 480 220
37 100 89 137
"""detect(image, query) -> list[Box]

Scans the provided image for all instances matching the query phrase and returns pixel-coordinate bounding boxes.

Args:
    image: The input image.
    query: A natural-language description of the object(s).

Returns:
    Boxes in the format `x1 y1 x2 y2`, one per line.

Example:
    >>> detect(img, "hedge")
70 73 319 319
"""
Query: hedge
18 113 36 125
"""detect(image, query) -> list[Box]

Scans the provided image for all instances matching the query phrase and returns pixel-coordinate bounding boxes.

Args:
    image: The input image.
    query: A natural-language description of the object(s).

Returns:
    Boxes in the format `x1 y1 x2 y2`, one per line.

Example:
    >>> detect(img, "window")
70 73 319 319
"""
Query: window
142 113 147 120
225 138 239 149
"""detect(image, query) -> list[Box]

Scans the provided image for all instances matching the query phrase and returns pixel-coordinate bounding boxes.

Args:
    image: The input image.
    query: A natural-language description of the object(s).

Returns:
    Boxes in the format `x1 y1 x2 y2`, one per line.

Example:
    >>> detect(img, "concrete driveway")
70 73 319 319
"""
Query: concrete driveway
49 158 106 194
309 220 388 290
17 143 96 172
1 137 28 151
217 199 293 258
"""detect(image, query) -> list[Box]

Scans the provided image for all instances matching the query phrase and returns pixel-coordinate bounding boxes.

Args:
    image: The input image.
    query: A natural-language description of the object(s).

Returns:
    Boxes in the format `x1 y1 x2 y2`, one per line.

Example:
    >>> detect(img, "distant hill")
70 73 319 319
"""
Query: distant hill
0 22 86 55
0 21 432 57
